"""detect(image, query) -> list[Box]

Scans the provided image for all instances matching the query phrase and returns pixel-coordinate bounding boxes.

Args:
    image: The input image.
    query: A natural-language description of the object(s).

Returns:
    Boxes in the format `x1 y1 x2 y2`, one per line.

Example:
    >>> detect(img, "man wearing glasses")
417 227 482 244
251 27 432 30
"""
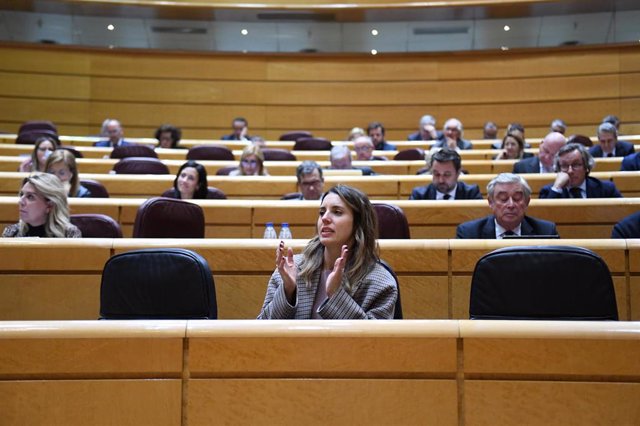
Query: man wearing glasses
353 136 386 161
457 173 558 239
289 161 324 200
431 118 473 150
539 143 622 199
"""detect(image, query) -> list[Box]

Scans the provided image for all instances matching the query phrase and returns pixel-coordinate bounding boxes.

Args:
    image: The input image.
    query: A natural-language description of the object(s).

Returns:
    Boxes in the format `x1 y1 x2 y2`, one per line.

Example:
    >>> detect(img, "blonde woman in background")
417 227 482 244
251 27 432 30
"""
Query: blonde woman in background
230 144 269 176
3 173 81 238
45 150 92 197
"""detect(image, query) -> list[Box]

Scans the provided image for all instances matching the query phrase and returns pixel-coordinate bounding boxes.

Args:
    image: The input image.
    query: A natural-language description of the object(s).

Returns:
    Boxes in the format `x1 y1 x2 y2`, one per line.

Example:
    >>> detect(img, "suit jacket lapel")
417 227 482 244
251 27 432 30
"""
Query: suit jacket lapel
481 217 496 238
426 185 438 200
520 216 534 235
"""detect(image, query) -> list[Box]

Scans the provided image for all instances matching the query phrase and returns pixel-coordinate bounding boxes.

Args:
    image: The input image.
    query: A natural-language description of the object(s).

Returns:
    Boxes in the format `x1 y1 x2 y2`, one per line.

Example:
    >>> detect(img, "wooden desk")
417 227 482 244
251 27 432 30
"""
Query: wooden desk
0 239 636 321
1 320 639 425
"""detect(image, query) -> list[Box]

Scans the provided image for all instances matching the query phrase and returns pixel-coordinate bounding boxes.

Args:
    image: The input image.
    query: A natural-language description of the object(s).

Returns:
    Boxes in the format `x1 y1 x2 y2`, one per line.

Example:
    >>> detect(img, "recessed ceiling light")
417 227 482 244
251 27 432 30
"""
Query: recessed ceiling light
107 24 115 31
503 25 510 31
371 49 378 55
371 29 379 36
501 46 509 51
241 29 248 36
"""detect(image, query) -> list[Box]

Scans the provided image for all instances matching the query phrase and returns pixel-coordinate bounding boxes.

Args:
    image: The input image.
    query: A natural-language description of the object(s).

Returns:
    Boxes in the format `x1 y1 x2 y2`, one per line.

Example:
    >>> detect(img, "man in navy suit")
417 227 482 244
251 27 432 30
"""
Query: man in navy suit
410 148 482 200
539 143 622 199
368 122 396 151
621 152 640 171
513 132 566 174
431 118 473 150
221 117 251 141
456 173 558 239
94 119 134 147
611 211 640 238
589 122 635 158
407 114 443 141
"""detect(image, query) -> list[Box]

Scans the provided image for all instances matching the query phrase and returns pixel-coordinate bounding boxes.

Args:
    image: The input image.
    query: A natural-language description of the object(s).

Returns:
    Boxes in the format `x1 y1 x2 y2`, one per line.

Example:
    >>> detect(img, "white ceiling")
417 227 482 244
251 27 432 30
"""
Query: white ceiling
0 1 639 53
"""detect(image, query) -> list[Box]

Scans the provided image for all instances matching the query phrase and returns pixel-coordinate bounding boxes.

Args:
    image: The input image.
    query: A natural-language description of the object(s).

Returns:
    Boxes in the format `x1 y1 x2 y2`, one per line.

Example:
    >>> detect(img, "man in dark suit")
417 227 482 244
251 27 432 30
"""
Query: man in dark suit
539 143 622 199
407 114 443 141
513 132 566 174
457 173 558 239
94 119 134 147
589 122 635 158
621 152 640 171
368 122 396 151
431 118 472 150
410 148 482 200
221 117 251 141
292 161 324 201
328 145 375 176
611 211 640 238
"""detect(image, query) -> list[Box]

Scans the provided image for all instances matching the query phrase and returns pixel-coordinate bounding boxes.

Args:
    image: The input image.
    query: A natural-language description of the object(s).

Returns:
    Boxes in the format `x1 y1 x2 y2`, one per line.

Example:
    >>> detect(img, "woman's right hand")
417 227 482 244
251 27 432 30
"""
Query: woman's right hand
276 240 297 302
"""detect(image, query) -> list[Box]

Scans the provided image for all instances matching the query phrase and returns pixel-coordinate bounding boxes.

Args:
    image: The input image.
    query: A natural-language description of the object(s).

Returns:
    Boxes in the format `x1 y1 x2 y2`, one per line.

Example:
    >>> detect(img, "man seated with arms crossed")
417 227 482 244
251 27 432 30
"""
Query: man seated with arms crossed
457 173 558 239
589 122 635 158
353 135 387 161
539 143 622 199
410 148 482 200
513 132 566 174
286 161 325 200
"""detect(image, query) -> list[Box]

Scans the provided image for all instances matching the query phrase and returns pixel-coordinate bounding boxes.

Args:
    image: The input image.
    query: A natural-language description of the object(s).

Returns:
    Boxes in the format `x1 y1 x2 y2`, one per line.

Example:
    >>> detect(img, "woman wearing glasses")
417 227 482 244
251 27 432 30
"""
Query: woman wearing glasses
229 144 269 176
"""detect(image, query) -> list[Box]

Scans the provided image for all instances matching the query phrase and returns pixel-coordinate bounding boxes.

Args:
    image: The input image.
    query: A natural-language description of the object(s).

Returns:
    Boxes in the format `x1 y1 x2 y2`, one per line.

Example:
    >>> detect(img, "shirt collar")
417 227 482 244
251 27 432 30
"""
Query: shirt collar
494 219 522 239
436 184 457 200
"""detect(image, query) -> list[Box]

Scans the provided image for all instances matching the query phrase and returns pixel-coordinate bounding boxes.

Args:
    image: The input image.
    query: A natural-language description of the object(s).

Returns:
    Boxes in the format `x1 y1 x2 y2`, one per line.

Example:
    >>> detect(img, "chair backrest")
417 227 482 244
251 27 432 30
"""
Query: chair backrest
568 134 594 147
378 260 403 319
15 121 59 145
111 144 158 159
279 131 312 141
470 245 618 320
80 179 109 198
262 148 297 161
113 157 170 174
161 187 227 200
70 214 123 238
293 137 332 151
281 192 303 200
59 145 83 158
99 248 217 319
394 148 426 161
373 203 411 239
133 197 205 238
216 166 238 175
187 145 235 161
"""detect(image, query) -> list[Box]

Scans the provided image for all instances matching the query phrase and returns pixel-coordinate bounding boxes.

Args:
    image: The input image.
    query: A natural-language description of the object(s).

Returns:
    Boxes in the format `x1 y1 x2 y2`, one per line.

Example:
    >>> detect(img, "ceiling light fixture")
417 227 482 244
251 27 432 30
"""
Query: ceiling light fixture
107 24 115 31
501 46 509 51
241 29 248 35
371 29 379 36
371 49 378 55
503 25 510 31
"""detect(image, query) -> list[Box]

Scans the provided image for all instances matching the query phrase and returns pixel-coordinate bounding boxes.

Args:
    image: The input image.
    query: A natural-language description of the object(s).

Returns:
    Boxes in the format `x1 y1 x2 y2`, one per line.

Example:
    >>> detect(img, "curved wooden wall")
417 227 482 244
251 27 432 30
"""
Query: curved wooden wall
0 43 638 140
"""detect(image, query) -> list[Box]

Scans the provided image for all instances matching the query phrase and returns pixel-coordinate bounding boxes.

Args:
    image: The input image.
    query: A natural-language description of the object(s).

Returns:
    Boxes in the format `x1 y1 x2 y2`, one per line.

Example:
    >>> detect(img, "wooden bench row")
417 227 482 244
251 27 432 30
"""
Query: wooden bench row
0 155 627 176
0 239 637 321
1 197 637 239
0 171 639 198
2 319 639 425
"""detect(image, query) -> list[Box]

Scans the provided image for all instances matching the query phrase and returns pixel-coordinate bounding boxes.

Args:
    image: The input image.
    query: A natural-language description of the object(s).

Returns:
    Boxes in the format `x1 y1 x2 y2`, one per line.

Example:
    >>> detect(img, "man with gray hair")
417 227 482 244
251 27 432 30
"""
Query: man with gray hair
285 161 324 200
95 119 133 147
329 145 375 175
408 114 442 141
432 118 473 150
456 173 558 239
589 122 635 158
540 143 622 198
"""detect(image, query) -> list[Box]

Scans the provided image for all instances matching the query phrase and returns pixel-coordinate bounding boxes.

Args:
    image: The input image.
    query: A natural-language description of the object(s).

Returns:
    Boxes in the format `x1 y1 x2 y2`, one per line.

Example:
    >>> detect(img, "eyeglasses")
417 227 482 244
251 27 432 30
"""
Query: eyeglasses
300 180 322 187
354 145 373 152
241 159 258 166
559 162 584 171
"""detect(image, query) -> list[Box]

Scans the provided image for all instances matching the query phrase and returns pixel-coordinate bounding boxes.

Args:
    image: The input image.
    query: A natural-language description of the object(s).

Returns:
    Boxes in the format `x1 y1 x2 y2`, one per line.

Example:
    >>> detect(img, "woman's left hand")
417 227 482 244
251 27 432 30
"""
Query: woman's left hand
325 245 348 297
